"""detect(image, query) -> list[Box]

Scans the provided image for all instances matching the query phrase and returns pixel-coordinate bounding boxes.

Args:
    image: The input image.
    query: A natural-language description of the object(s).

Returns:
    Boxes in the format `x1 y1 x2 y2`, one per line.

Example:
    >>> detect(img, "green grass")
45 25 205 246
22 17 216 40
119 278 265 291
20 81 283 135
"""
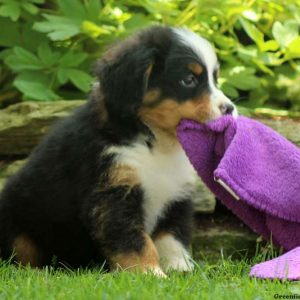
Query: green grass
0 253 298 300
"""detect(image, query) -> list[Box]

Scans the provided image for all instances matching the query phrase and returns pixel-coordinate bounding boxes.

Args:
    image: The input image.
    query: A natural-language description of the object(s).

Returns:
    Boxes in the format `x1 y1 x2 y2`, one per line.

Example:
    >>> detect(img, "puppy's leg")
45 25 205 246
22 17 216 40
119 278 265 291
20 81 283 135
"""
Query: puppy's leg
154 232 194 272
85 185 165 277
12 234 44 267
110 233 165 277
0 213 45 267
153 199 194 272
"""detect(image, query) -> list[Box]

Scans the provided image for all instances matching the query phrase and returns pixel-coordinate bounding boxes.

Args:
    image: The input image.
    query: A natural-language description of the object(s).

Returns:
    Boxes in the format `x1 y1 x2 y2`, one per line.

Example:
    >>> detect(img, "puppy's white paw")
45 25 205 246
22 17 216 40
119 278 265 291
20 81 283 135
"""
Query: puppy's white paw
155 234 194 272
146 266 167 278
160 253 194 272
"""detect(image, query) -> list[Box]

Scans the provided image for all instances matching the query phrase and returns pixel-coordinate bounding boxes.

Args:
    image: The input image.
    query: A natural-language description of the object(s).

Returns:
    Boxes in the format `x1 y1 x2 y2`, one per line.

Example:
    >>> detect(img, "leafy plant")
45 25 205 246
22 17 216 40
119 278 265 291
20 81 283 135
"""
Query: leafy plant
0 0 300 110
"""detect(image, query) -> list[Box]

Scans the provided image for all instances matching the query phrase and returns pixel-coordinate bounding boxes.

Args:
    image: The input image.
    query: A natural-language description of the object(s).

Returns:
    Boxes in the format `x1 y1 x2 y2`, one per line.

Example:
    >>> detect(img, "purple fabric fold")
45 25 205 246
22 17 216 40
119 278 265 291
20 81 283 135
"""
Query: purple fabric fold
177 116 300 280
249 247 300 280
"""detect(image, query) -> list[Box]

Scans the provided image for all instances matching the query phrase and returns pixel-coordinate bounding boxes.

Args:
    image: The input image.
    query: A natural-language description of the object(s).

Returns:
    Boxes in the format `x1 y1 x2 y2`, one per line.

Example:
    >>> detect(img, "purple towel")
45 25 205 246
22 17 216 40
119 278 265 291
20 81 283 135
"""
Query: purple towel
177 116 300 280
250 247 300 280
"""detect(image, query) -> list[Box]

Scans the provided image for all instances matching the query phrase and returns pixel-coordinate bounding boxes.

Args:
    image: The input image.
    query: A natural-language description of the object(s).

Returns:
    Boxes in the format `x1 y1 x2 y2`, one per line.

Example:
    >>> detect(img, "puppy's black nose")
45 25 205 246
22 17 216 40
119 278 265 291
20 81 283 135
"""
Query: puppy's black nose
220 103 234 115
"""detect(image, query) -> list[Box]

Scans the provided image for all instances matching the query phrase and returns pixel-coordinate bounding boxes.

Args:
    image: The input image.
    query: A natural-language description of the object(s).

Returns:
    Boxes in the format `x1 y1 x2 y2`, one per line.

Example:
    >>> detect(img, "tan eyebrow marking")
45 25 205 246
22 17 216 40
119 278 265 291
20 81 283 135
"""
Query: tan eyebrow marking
188 63 203 75
143 89 161 105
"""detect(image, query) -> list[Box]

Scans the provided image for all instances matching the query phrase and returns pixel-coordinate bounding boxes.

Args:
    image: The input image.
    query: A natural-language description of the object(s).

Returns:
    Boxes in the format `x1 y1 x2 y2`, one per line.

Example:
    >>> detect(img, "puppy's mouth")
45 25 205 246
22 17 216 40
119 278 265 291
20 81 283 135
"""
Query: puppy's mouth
184 94 238 124
205 101 238 122
139 94 238 133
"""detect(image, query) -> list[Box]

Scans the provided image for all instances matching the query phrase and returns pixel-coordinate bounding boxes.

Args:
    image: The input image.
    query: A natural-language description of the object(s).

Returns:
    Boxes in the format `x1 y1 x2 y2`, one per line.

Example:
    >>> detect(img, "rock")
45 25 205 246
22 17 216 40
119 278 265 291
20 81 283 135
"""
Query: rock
0 101 300 157
192 213 259 261
0 101 84 156
259 118 300 146
193 180 216 213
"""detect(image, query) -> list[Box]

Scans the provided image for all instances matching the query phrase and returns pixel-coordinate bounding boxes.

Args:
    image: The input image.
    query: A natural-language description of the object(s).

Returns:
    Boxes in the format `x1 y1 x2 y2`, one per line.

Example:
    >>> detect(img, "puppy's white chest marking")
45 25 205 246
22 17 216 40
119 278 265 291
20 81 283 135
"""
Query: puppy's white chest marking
106 139 195 233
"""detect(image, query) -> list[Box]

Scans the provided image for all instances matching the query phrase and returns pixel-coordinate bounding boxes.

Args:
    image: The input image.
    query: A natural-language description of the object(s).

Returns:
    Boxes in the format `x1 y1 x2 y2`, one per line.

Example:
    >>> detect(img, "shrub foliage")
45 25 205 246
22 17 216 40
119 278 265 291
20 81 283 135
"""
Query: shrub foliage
0 0 300 110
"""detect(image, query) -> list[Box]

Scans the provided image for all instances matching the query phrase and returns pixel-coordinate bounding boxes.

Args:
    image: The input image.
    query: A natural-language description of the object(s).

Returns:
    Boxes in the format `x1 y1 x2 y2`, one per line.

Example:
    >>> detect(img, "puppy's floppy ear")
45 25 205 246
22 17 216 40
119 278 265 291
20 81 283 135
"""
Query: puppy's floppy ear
95 44 156 122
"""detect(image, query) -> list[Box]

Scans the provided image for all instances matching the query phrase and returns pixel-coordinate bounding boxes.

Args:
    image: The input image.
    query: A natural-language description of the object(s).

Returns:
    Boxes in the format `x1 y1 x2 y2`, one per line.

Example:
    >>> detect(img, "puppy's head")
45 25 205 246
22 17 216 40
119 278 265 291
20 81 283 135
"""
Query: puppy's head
95 26 237 134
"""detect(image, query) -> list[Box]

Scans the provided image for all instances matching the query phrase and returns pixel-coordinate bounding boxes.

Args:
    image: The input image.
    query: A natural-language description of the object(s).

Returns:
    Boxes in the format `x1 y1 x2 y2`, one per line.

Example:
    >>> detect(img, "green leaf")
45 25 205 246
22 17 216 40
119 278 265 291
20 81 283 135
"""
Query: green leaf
237 46 257 61
21 2 39 15
256 52 282 67
272 20 299 48
31 0 45 3
239 18 280 52
14 70 49 85
65 69 93 92
242 9 259 22
220 82 239 98
260 40 279 52
239 18 264 51
0 17 20 47
81 21 112 38
214 35 236 50
248 87 269 107
222 66 260 91
5 47 43 71
37 43 60 67
14 46 41 65
0 2 20 21
14 72 59 101
59 52 87 68
57 0 86 21
236 106 253 117
84 0 102 21
252 58 274 76
0 48 11 60
57 68 69 85
33 15 80 41
284 37 300 60
16 81 59 101
124 14 153 32
20 22 49 51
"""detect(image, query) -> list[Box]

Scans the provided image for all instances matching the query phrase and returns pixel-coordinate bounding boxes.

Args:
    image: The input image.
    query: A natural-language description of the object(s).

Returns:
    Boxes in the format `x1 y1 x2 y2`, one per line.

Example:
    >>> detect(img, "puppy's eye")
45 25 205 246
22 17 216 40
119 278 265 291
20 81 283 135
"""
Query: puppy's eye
179 74 198 88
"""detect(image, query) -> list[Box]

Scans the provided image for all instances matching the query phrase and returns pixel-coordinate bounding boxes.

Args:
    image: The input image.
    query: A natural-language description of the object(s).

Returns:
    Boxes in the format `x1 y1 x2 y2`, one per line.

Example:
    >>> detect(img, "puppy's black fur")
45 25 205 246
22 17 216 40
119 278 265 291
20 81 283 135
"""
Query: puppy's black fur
0 25 229 272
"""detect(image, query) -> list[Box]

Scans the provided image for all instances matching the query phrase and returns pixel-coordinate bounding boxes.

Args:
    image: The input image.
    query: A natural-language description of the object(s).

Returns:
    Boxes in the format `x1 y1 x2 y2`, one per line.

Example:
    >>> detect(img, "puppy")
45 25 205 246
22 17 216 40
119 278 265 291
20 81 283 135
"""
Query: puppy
0 26 236 276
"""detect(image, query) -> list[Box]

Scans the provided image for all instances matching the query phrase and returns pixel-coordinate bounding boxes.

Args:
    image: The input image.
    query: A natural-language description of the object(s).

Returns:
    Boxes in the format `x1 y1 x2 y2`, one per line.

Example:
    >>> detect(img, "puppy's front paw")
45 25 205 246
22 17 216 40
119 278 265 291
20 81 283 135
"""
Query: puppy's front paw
160 253 194 272
155 233 194 273
146 266 167 278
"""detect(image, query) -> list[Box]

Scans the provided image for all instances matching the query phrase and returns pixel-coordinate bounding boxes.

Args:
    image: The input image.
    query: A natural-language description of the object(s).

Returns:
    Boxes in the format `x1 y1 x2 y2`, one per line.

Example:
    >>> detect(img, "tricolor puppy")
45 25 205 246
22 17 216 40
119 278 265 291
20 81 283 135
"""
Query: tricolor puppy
0 26 236 276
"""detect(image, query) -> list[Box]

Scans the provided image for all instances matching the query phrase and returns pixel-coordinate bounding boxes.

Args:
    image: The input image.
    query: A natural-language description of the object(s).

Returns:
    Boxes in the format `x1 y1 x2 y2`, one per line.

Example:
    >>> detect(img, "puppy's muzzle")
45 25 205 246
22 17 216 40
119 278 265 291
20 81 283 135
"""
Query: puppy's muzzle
219 103 235 115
